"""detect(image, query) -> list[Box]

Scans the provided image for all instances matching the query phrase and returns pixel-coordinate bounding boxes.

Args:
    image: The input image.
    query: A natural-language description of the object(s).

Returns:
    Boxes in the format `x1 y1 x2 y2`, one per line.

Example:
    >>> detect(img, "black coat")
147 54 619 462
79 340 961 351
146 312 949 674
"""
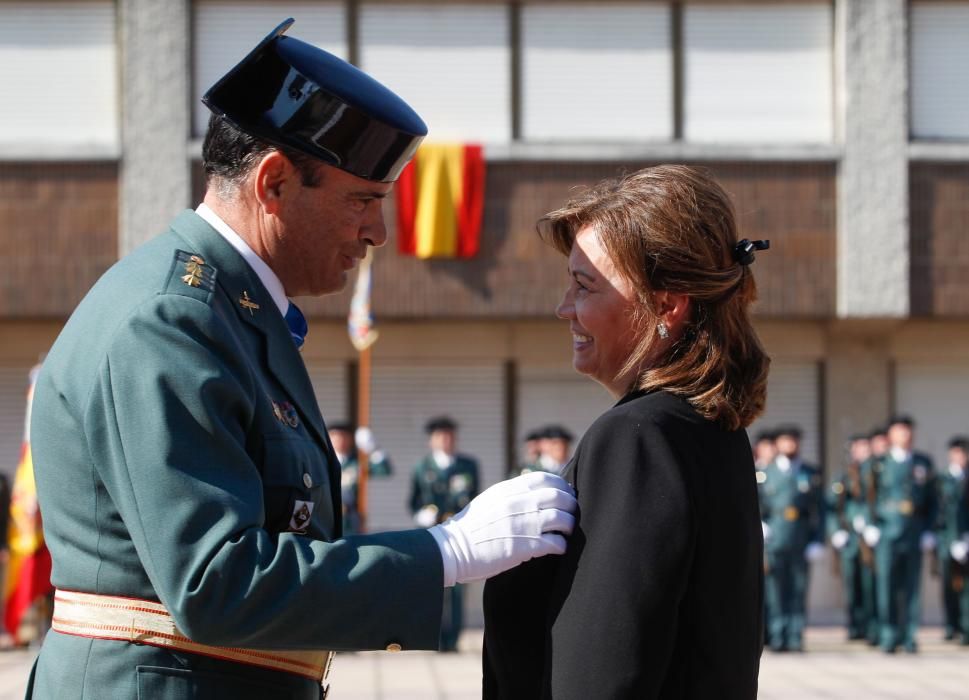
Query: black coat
483 390 763 699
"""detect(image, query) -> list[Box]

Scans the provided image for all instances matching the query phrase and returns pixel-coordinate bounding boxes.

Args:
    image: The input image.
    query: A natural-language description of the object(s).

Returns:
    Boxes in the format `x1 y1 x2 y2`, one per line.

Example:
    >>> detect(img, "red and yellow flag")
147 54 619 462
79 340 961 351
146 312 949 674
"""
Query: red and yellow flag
395 143 485 259
4 365 52 640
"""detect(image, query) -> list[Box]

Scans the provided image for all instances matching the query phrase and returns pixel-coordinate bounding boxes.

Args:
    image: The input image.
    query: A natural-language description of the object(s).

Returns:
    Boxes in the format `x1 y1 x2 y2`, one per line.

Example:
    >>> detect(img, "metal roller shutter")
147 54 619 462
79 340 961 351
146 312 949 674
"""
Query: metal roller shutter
910 3 969 140
0 1 118 150
307 362 350 427
359 3 511 142
683 2 833 143
0 367 33 482
516 366 614 466
521 2 672 141
192 1 347 136
748 361 822 464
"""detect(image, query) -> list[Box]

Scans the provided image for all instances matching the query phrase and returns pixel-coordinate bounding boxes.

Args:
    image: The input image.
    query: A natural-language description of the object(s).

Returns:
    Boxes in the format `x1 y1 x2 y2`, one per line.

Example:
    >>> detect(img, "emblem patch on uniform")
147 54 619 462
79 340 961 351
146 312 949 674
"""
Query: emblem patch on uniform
290 500 315 532
272 400 300 429
450 474 471 494
898 499 914 515
784 506 800 521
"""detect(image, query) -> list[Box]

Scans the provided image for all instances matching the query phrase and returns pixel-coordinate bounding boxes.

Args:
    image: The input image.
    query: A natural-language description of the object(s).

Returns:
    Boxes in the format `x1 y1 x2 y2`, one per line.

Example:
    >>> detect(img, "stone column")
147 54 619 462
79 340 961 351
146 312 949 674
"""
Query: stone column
119 0 191 254
836 0 909 318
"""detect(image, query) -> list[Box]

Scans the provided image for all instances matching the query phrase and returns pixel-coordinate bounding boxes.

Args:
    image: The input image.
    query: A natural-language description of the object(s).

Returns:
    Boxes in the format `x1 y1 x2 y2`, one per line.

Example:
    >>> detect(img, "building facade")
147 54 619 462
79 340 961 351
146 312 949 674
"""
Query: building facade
2 0 969 622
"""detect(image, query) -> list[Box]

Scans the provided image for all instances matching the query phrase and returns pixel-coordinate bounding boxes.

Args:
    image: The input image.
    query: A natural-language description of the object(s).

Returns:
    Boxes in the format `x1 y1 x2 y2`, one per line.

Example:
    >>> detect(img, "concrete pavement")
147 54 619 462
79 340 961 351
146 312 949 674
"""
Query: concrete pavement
0 627 967 698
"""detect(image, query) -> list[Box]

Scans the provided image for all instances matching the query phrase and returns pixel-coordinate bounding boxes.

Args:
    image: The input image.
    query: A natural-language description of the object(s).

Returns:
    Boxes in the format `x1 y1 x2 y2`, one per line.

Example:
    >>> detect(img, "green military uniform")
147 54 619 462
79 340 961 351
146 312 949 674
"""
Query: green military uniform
409 453 479 651
935 465 969 642
28 211 443 698
827 464 878 642
339 449 392 535
759 458 825 651
872 450 937 652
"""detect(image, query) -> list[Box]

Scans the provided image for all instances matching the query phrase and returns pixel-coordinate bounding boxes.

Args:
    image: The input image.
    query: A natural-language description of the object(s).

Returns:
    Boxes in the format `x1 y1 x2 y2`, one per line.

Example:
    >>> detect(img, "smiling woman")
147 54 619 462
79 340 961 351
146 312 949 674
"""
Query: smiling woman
483 164 771 700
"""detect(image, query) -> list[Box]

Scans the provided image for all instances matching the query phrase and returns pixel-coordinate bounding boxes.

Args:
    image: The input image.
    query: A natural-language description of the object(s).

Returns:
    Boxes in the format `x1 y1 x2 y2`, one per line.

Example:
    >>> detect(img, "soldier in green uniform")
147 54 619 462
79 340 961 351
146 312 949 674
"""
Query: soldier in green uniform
509 428 544 478
329 423 393 535
409 416 481 651
867 415 937 653
758 424 825 652
935 436 969 643
828 434 878 641
25 21 578 699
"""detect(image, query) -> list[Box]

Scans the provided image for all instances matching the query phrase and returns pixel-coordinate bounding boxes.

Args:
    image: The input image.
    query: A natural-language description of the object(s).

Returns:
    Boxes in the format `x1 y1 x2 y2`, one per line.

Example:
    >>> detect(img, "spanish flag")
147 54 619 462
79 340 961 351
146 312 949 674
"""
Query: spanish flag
396 143 485 258
4 365 52 640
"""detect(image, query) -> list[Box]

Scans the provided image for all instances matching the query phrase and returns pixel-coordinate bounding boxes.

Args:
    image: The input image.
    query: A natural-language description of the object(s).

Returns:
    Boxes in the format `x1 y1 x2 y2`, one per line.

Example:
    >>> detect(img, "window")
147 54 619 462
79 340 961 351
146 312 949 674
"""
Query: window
683 2 833 143
360 2 511 142
521 2 672 141
193 1 347 137
0 1 118 152
910 2 969 140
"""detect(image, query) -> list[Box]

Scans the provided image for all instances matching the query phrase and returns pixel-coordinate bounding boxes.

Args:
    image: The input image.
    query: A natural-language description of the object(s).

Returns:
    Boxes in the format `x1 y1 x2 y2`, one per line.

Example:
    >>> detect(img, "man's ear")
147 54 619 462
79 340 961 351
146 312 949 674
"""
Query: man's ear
251 151 292 216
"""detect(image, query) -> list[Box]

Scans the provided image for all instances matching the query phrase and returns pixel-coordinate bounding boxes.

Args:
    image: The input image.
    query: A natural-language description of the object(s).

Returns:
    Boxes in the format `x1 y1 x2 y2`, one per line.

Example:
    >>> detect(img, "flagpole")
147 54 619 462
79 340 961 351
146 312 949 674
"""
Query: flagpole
356 345 371 533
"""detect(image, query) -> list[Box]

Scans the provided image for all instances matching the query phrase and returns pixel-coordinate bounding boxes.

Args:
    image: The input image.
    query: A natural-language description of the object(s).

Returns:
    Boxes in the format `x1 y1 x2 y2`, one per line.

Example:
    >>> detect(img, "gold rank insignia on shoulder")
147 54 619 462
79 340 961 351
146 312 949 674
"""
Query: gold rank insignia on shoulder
239 290 260 315
174 250 216 292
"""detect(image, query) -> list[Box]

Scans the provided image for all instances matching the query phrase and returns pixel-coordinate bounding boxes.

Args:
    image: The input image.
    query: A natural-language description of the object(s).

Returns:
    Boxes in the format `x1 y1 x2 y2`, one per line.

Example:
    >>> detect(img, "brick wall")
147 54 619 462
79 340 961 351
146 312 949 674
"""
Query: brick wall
910 162 969 317
0 163 118 317
194 159 839 319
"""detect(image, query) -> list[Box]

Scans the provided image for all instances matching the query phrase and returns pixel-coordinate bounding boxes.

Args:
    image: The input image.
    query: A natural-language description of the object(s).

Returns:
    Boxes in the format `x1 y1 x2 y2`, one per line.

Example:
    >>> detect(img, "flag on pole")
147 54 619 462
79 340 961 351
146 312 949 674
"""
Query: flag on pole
395 142 485 259
348 247 379 352
4 365 52 640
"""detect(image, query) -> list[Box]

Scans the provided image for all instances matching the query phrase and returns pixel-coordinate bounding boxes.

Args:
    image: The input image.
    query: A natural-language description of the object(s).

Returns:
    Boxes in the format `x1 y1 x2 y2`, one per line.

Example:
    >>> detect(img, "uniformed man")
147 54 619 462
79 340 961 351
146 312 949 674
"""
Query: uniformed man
534 425 573 476
828 434 877 642
509 428 544 478
753 429 778 471
866 415 937 653
758 424 825 652
408 416 480 652
27 20 577 699
329 423 392 535
935 436 969 643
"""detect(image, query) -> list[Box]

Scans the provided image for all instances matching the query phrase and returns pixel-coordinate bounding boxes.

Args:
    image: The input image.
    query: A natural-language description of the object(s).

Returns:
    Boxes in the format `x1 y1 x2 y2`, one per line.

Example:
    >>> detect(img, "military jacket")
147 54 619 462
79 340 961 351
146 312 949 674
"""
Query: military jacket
29 211 443 699
873 451 937 544
827 464 871 556
758 459 825 554
408 455 480 524
936 469 969 546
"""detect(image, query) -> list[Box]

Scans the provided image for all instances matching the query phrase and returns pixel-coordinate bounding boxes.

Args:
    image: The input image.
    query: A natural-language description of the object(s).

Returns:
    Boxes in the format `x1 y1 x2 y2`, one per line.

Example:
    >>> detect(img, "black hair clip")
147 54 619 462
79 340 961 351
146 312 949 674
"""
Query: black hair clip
733 239 770 266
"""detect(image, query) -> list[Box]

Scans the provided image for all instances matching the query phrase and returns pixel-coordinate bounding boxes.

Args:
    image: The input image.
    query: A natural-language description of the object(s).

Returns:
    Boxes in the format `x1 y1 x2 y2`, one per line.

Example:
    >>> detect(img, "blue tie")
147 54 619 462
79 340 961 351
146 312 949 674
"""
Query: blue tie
285 302 308 349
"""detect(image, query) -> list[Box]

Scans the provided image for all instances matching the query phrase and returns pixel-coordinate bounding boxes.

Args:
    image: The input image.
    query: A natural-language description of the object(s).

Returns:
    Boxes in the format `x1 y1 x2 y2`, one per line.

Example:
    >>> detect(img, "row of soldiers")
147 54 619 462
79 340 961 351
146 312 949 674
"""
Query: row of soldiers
756 416 969 654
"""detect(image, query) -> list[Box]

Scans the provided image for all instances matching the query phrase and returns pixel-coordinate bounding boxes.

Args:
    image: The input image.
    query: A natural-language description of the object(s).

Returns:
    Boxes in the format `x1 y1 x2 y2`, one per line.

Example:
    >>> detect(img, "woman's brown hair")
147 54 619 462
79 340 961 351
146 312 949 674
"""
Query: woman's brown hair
538 164 770 431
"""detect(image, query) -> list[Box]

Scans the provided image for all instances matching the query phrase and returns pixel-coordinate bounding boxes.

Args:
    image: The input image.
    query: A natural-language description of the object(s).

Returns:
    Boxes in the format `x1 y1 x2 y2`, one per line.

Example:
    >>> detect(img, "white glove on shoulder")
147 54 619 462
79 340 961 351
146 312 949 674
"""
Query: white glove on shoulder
949 539 969 564
805 542 826 563
429 471 577 586
414 505 438 529
831 529 850 550
863 525 881 547
761 521 772 542
920 531 937 553
354 426 377 455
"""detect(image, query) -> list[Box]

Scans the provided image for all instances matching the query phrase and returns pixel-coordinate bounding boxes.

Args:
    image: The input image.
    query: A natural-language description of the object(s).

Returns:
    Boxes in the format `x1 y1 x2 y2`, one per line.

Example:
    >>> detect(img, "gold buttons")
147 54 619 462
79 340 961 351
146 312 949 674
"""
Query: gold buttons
386 643 402 653
303 473 313 488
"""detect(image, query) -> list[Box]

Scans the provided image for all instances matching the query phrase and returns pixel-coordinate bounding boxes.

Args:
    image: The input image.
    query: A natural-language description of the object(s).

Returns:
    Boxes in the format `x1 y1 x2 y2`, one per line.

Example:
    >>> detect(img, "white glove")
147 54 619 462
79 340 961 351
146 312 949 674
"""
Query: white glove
805 542 826 563
852 515 866 534
354 426 377 454
920 531 938 553
863 525 881 547
761 521 772 542
429 471 577 586
831 530 850 550
949 539 969 564
414 505 438 529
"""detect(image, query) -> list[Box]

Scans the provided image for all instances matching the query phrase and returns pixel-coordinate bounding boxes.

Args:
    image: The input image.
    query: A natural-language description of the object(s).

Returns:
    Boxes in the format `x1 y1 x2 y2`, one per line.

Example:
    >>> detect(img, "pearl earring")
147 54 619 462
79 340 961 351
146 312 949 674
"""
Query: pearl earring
657 322 669 339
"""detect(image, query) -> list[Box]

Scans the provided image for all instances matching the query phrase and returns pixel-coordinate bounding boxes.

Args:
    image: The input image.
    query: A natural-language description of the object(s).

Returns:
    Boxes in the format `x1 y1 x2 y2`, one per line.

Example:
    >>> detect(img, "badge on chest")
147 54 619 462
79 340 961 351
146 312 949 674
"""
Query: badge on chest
290 500 315 533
